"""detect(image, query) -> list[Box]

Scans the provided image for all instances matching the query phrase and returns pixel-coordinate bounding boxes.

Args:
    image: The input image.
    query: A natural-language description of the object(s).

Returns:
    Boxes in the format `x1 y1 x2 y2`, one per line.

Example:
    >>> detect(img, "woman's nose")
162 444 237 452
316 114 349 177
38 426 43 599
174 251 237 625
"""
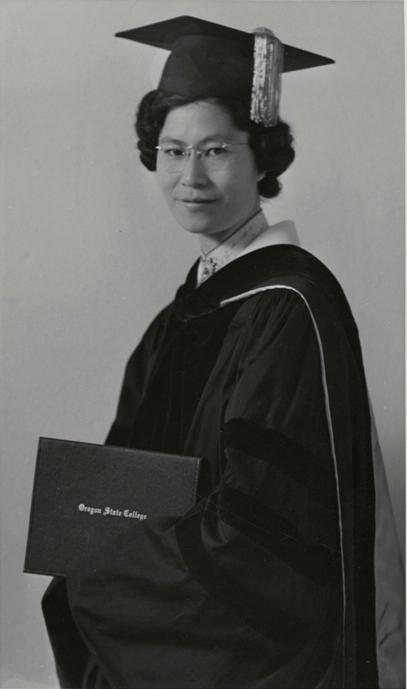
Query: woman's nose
180 151 209 187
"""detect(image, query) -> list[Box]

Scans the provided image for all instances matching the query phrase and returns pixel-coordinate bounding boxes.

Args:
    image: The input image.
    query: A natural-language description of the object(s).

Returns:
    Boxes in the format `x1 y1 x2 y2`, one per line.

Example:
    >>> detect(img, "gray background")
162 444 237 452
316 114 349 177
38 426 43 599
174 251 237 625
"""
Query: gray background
1 1 404 686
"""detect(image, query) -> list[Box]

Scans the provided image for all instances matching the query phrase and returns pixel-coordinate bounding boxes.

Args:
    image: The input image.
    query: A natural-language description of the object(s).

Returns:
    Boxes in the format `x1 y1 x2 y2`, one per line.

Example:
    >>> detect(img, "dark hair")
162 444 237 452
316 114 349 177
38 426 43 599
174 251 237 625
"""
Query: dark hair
135 90 295 199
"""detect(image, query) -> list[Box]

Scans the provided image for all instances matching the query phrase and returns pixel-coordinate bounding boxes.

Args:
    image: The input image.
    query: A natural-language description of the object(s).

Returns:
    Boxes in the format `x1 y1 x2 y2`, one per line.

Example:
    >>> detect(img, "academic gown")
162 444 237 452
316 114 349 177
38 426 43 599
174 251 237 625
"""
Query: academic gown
42 244 404 689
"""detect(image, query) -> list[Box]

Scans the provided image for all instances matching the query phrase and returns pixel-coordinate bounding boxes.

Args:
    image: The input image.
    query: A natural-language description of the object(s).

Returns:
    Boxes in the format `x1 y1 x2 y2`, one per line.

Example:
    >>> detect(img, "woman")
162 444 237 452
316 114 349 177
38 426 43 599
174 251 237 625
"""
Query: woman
42 16 404 689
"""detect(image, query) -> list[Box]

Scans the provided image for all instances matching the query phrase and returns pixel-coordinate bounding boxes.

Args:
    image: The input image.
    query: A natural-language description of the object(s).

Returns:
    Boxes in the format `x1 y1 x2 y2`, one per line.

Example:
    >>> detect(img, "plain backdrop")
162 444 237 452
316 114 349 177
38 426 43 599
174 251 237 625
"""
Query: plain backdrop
1 1 404 687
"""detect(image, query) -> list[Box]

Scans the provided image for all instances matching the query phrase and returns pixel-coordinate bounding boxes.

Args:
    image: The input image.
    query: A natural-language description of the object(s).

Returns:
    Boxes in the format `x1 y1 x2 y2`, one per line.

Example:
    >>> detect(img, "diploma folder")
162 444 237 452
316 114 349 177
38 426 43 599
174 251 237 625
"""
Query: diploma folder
24 437 201 577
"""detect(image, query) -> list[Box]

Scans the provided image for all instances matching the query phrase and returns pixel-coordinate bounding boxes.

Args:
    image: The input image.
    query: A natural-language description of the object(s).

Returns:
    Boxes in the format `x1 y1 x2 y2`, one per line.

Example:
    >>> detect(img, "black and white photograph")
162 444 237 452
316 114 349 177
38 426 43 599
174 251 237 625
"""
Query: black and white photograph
1 1 404 687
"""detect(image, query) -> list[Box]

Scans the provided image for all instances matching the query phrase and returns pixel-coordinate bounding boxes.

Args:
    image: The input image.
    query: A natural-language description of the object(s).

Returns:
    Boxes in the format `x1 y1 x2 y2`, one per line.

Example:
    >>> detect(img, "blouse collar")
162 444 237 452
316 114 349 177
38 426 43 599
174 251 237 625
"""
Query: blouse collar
196 209 269 285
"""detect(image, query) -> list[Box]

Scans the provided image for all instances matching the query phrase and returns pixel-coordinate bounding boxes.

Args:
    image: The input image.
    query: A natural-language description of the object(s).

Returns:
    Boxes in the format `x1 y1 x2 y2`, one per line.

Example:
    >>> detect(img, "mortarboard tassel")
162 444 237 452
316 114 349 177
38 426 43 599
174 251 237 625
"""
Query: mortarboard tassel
250 28 284 127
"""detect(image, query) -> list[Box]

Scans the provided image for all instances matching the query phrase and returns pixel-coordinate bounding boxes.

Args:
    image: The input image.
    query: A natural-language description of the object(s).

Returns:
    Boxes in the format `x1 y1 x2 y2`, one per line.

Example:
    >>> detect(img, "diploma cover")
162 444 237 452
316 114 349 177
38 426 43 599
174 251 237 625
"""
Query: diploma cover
24 437 201 576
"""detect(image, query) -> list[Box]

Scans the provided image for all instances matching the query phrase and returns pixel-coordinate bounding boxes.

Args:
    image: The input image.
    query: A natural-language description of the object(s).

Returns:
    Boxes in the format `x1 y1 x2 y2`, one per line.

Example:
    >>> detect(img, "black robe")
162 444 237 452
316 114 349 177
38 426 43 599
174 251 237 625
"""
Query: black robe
43 244 387 688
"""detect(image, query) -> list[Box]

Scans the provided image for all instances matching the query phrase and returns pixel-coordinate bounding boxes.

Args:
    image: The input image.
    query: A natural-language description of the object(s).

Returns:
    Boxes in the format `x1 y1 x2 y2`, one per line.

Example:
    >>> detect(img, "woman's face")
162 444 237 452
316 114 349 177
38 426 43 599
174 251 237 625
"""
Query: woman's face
156 101 262 246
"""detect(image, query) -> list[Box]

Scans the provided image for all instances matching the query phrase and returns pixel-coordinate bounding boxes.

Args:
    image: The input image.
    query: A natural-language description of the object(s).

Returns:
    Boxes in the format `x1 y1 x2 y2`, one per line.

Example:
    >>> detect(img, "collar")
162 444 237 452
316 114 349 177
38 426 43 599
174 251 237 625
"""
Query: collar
197 210 269 285
174 244 340 322
239 220 300 256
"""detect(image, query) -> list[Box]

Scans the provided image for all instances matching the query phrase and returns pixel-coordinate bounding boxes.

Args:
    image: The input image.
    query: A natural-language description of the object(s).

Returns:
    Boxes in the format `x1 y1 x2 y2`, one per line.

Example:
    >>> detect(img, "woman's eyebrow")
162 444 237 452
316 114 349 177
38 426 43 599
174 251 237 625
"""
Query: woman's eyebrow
158 134 238 145
158 137 185 144
198 135 233 143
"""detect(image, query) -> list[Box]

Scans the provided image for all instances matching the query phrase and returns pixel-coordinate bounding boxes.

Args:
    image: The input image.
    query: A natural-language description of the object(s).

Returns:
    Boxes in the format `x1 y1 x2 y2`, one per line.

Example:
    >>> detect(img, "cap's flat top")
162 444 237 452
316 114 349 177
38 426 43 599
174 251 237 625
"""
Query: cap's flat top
115 15 334 72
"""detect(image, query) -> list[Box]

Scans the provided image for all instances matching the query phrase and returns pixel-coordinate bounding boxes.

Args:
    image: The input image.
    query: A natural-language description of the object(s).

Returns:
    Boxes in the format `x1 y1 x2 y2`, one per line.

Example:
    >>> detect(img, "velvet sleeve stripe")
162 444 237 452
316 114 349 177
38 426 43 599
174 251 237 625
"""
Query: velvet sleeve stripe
176 502 307 646
220 483 340 585
223 418 337 509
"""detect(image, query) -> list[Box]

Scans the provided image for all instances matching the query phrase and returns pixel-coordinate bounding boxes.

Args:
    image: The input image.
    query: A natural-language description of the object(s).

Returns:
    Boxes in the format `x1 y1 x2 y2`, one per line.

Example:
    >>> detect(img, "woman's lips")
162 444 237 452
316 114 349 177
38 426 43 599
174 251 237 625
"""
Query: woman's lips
178 198 217 207
180 198 216 203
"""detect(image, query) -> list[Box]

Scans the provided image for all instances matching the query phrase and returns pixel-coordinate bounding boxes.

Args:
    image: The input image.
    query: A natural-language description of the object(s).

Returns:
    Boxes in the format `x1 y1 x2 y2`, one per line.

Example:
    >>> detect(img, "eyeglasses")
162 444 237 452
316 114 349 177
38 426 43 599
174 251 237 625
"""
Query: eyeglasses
155 142 250 172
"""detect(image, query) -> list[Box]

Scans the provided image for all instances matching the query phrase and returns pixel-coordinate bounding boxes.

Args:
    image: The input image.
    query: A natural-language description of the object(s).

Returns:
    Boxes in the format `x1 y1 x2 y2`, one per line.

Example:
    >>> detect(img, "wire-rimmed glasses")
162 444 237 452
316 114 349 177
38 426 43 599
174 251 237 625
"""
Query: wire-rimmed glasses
155 142 250 172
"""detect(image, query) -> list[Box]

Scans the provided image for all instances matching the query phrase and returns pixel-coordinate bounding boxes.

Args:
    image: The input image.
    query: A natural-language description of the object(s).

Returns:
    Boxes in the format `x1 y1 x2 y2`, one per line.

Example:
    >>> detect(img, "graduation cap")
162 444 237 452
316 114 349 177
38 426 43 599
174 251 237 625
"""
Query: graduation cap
116 16 334 127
